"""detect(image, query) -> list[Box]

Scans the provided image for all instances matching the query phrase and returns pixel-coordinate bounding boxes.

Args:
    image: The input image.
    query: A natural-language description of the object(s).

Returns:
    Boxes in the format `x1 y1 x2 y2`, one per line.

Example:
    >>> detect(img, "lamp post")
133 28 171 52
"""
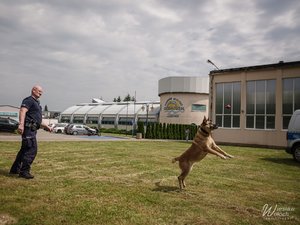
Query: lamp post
141 103 153 129
125 100 129 134
207 59 220 70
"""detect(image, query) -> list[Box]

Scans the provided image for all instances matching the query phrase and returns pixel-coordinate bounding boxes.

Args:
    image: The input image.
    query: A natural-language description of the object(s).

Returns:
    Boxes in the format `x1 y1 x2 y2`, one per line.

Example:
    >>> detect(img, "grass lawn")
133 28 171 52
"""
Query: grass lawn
0 141 299 225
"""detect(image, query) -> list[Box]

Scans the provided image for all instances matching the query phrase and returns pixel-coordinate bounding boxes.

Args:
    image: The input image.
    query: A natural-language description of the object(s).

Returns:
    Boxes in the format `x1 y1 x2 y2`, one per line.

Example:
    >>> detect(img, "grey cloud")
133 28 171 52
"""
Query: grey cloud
0 0 299 110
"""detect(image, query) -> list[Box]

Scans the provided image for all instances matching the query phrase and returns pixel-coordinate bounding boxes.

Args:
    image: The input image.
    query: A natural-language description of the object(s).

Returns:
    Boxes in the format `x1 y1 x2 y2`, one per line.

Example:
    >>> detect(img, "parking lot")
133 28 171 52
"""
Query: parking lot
0 130 131 142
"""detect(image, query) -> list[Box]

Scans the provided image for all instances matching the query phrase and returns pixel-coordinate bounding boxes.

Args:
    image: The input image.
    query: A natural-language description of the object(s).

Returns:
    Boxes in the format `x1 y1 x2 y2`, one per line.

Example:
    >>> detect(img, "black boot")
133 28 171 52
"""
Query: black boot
19 172 34 179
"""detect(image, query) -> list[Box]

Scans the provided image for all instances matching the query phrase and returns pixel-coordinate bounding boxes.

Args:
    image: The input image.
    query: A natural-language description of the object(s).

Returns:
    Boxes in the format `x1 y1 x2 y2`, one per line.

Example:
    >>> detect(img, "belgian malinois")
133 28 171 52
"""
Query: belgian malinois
172 117 234 190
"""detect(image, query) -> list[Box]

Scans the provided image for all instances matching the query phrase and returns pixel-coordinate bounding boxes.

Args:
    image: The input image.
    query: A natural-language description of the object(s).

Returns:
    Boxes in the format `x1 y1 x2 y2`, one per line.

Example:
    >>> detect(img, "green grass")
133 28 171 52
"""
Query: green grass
0 141 299 225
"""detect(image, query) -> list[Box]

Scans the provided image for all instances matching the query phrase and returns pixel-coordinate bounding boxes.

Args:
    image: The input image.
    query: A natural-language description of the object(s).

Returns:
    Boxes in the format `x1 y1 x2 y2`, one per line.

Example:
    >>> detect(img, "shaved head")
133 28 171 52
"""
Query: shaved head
31 85 43 99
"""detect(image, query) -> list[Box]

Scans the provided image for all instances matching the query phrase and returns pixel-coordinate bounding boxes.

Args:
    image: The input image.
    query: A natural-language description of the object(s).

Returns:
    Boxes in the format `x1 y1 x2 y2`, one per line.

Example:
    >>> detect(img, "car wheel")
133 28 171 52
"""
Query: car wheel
73 131 78 135
292 144 300 162
57 130 62 133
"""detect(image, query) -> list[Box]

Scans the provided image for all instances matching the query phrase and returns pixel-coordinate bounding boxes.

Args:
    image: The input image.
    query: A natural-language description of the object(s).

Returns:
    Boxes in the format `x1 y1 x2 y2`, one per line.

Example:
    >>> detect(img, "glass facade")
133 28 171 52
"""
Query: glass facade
282 77 300 129
246 80 276 129
215 82 241 128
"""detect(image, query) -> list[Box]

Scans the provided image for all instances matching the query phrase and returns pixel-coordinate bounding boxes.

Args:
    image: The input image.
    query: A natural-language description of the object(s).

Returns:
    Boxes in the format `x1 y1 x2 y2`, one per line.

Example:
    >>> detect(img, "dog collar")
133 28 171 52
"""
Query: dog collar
200 127 209 136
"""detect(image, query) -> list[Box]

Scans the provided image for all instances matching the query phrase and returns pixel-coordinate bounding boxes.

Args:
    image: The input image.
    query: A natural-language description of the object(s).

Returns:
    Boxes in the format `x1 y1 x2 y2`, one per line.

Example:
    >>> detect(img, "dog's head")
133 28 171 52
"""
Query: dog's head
200 116 218 134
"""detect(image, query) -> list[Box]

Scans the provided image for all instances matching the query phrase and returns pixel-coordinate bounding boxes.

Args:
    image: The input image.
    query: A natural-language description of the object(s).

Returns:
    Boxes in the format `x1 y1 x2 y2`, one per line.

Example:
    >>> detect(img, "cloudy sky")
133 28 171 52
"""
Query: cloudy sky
0 0 299 111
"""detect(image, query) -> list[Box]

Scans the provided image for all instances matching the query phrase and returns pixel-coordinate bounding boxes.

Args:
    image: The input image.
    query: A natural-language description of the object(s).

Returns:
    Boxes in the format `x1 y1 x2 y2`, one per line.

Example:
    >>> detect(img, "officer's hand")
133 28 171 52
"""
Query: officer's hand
46 126 53 133
18 125 24 135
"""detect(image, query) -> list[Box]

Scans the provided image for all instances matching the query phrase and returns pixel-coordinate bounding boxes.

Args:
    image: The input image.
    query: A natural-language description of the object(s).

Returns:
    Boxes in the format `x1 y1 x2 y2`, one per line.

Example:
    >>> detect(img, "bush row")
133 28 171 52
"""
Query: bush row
137 122 198 140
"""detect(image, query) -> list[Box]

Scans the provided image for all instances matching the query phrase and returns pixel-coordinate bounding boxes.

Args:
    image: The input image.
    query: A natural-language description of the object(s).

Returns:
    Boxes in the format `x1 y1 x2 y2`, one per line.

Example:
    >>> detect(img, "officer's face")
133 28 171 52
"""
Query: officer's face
32 86 43 99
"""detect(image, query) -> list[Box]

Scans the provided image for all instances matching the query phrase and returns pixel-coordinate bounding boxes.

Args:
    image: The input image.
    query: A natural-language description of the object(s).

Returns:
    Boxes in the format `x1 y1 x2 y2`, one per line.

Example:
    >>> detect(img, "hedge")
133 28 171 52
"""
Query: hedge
145 123 198 140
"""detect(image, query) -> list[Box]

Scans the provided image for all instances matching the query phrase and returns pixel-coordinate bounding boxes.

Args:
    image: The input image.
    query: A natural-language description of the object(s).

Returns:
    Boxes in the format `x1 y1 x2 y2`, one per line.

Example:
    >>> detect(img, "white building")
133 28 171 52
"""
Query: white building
158 76 209 125
59 101 160 130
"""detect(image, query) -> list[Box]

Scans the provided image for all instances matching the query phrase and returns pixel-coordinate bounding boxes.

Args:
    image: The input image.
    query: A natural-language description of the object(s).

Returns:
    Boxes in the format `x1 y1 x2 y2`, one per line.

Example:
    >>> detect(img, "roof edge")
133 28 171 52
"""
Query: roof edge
209 60 300 75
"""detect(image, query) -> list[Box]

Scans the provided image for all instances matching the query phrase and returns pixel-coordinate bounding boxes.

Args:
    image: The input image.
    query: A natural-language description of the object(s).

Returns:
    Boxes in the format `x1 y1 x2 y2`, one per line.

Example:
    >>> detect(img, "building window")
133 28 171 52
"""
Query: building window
246 80 276 129
192 104 206 112
282 77 300 129
118 117 133 125
215 82 241 128
86 116 99 124
73 116 84 124
101 117 115 125
60 116 70 123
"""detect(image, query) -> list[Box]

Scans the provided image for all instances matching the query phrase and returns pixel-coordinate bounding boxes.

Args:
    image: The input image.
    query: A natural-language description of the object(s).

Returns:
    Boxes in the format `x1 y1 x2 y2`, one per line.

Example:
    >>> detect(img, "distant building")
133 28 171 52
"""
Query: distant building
209 60 300 148
0 105 19 121
59 101 160 130
158 76 209 125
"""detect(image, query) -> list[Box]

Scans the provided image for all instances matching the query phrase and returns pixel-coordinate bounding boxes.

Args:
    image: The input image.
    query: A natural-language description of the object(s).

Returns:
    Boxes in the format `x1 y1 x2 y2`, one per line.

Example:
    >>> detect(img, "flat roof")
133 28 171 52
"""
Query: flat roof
209 60 300 75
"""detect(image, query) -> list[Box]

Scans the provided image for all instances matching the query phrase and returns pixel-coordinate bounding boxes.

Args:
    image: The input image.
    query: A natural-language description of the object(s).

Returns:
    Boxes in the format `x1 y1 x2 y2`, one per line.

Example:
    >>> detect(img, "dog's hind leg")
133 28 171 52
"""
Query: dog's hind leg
178 161 192 190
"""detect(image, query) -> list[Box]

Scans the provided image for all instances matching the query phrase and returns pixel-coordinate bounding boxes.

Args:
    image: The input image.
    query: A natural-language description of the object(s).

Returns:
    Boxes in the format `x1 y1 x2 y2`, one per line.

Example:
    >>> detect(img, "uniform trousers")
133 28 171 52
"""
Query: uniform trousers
10 128 38 174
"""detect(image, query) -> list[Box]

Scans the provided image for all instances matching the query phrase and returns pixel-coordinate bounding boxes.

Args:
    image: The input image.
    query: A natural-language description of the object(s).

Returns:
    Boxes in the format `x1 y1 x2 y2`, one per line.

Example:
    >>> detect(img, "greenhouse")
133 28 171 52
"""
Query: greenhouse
59 101 160 131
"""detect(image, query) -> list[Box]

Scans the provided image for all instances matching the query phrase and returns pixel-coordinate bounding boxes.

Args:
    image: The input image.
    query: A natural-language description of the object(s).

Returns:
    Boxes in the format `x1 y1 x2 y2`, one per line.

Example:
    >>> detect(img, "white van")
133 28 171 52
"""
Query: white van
286 109 300 162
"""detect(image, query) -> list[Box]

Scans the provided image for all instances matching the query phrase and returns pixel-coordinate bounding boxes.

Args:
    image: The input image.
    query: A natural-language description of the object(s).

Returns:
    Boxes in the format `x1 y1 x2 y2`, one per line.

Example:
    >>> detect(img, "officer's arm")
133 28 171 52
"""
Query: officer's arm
41 121 52 132
18 107 28 134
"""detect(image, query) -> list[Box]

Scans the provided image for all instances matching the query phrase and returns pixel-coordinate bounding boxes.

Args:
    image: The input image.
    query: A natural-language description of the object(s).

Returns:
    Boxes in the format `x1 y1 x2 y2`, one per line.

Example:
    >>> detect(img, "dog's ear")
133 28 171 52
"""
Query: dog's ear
203 116 207 121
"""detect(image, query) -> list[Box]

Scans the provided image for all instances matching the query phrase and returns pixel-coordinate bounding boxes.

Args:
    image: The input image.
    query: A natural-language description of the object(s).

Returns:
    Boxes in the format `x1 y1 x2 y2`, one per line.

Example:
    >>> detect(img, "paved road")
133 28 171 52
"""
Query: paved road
0 130 134 142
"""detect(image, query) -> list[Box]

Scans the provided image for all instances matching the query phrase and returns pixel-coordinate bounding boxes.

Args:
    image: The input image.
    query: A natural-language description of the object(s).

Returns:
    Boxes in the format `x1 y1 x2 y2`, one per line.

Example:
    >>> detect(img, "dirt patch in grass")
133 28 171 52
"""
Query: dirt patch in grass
0 214 17 225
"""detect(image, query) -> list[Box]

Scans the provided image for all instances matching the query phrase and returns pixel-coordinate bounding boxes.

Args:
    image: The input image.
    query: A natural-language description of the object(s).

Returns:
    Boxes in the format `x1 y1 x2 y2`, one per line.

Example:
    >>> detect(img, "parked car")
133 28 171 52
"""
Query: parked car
53 123 68 133
0 117 19 132
64 123 74 134
286 109 300 162
68 124 97 135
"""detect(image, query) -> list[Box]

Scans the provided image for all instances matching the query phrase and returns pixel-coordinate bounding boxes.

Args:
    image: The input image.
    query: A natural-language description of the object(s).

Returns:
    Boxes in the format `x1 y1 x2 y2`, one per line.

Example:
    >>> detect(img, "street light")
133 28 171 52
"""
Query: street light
207 59 220 70
141 103 154 128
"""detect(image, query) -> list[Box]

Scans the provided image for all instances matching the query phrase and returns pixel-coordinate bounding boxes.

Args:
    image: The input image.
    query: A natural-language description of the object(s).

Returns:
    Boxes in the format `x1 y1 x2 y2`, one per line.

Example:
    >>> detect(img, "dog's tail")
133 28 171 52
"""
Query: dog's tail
172 157 179 163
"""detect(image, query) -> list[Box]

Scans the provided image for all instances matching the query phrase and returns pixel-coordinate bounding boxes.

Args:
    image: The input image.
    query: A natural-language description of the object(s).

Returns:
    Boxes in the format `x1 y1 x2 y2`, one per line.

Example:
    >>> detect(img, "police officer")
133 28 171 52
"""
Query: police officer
9 85 52 179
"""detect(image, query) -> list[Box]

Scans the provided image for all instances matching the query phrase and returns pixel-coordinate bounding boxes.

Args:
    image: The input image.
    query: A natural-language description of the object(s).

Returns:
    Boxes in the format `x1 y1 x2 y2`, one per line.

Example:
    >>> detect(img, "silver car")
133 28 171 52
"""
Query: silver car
69 124 97 135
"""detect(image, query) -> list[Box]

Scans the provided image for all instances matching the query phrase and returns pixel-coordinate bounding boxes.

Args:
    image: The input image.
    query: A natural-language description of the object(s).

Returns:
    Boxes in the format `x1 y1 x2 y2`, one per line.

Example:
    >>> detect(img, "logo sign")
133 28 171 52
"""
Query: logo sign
261 204 295 221
164 97 184 117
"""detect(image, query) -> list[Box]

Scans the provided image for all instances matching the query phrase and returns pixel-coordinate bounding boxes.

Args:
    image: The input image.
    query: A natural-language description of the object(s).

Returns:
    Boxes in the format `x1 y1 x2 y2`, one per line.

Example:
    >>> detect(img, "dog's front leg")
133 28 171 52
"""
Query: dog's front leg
206 147 227 159
213 144 234 158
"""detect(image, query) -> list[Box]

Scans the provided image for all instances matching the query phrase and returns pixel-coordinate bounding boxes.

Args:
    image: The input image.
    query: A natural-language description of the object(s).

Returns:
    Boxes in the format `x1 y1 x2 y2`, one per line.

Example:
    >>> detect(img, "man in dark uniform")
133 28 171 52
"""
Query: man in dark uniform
9 85 52 179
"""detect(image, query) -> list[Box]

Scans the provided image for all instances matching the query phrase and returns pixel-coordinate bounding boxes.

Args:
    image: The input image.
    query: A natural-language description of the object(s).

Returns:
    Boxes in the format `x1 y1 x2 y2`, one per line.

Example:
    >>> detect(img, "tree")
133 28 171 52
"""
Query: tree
44 105 48 112
137 121 145 138
123 94 131 102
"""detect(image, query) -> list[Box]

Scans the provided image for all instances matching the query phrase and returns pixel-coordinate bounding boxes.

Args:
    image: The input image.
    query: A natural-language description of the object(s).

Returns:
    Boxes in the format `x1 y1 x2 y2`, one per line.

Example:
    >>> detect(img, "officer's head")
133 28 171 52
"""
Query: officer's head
32 85 43 99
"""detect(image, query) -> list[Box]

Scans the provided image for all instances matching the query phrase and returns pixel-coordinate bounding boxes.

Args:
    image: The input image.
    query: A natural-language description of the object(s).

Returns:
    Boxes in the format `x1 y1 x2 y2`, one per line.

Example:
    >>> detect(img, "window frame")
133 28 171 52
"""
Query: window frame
246 79 276 130
282 77 300 130
215 82 241 128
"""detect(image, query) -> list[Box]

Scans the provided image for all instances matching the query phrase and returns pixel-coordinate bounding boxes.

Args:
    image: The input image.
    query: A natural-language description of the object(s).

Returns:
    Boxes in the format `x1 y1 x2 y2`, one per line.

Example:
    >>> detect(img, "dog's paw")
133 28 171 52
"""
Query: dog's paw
220 155 227 160
227 154 234 158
